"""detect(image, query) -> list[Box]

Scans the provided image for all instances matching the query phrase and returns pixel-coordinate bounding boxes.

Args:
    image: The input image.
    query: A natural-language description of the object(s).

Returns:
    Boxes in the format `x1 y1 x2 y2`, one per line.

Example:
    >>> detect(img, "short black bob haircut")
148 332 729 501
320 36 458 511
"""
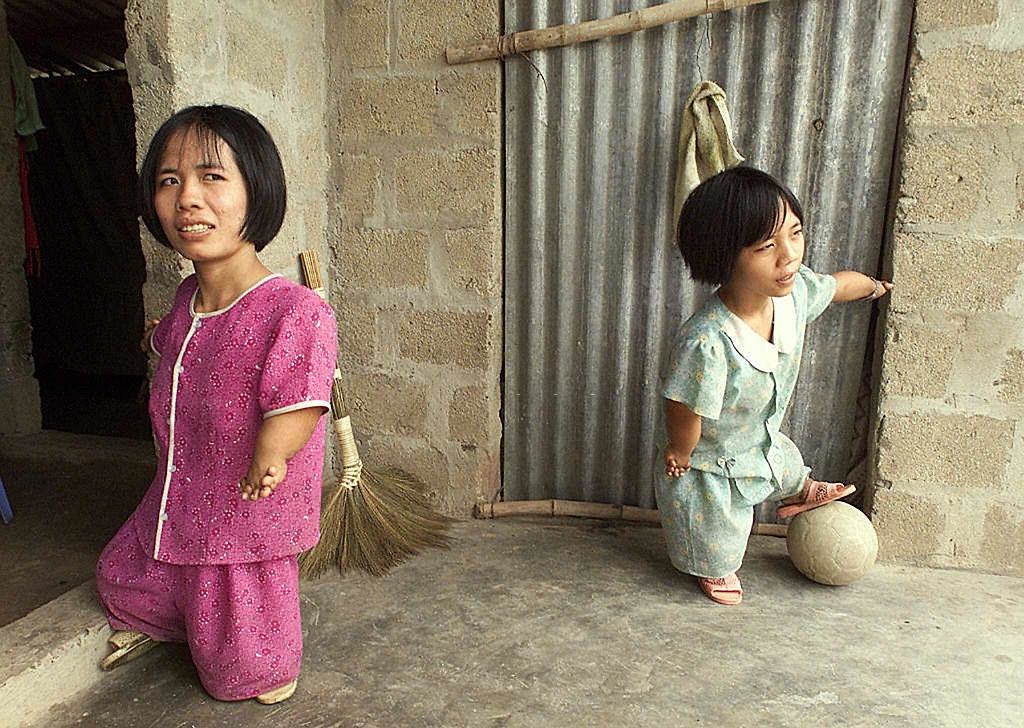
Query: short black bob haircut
138 105 286 252
676 166 804 286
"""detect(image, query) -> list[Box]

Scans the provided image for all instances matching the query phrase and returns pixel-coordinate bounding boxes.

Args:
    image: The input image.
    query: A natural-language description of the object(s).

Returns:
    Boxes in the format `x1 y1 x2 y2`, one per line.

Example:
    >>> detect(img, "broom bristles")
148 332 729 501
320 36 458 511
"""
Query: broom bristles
300 466 455 578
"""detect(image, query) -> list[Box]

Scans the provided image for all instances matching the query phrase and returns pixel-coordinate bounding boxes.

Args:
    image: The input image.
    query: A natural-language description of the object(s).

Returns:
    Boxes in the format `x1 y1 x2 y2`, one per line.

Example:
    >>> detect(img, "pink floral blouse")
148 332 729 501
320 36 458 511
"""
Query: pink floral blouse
133 273 337 564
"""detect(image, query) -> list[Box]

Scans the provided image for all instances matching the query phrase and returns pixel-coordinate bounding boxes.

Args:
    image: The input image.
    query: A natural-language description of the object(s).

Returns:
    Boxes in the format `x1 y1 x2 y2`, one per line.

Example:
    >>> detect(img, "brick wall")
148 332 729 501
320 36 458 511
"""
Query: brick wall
326 0 502 514
871 0 1024 576
125 0 332 317
0 7 42 435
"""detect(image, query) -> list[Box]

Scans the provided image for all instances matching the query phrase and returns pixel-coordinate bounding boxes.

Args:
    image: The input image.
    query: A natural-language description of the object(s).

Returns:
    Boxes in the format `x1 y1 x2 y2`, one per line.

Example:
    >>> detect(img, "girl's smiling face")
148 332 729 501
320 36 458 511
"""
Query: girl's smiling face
154 129 250 264
728 202 805 298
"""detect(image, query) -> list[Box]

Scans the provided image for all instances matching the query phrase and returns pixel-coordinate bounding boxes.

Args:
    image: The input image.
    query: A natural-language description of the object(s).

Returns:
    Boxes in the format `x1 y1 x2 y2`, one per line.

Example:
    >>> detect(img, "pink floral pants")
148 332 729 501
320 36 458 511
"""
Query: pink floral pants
95 517 303 700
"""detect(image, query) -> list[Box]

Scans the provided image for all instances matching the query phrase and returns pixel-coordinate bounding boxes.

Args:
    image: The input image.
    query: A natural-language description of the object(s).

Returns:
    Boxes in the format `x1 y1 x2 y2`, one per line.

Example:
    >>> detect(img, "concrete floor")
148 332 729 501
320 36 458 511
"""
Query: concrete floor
24 517 1024 728
0 431 154 626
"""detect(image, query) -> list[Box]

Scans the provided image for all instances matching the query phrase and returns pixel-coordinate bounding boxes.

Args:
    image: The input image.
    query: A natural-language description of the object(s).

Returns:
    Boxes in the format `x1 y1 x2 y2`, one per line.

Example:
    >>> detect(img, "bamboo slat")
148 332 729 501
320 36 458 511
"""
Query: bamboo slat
446 0 773 64
474 499 787 536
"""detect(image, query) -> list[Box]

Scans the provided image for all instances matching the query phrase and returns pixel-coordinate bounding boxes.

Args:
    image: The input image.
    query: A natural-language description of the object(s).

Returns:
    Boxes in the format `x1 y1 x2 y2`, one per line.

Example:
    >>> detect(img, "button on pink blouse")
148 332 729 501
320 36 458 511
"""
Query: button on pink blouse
133 273 337 564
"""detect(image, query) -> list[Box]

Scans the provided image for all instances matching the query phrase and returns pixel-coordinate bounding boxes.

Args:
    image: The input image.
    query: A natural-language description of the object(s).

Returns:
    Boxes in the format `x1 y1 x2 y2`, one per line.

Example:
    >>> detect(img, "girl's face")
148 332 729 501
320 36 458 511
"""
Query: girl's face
153 129 250 265
728 202 804 298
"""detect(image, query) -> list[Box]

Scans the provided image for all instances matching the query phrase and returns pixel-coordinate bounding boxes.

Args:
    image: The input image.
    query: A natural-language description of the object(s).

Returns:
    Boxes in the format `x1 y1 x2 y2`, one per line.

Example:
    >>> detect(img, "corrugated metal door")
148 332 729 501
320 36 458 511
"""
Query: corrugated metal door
503 0 913 517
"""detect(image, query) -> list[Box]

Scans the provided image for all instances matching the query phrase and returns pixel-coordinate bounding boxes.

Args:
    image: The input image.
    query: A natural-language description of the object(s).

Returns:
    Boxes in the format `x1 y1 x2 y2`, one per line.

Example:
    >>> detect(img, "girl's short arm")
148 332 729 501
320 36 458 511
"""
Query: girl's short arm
142 318 162 356
665 398 702 459
252 406 325 464
831 271 892 303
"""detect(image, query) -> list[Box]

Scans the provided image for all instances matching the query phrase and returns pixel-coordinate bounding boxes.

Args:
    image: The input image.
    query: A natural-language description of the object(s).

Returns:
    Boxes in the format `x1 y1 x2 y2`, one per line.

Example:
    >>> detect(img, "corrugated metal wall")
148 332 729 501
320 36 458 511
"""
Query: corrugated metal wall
503 0 913 515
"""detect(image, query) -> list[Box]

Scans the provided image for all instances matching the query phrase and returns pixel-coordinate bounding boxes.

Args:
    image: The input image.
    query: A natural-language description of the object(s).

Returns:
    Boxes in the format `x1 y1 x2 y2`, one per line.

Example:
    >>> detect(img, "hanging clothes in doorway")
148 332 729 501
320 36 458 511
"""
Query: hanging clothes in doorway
8 36 44 276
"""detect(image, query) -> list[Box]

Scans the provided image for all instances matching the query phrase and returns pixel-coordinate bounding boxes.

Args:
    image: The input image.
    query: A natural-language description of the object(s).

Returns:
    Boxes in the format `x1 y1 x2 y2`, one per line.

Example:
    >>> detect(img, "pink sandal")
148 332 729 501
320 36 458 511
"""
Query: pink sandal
697 573 743 605
777 478 856 519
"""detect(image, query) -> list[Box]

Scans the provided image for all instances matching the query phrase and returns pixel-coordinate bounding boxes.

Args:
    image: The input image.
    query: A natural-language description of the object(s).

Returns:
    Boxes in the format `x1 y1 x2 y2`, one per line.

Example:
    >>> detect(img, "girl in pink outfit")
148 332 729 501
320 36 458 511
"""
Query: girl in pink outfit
95 105 336 705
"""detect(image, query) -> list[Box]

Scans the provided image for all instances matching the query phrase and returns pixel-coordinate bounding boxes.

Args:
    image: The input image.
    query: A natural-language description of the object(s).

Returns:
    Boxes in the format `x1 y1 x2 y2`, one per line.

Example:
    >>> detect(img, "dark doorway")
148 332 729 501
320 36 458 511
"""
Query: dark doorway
26 71 149 439
2 0 154 627
7 0 149 439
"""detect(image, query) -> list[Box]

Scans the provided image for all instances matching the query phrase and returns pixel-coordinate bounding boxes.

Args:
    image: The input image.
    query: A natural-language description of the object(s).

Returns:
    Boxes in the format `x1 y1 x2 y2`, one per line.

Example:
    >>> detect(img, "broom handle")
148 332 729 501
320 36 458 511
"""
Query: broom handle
298 249 327 299
299 250 362 473
330 375 362 472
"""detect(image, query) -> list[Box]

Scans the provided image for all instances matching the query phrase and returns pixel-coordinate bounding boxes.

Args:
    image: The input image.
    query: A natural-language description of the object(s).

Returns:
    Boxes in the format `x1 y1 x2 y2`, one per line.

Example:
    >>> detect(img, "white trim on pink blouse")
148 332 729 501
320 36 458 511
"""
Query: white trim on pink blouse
151 273 284 560
152 314 201 559
263 401 331 419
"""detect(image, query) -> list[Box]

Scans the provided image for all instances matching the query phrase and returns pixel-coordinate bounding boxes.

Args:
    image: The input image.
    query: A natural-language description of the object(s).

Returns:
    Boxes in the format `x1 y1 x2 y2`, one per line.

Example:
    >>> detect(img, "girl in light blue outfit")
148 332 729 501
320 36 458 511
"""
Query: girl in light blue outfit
657 167 892 605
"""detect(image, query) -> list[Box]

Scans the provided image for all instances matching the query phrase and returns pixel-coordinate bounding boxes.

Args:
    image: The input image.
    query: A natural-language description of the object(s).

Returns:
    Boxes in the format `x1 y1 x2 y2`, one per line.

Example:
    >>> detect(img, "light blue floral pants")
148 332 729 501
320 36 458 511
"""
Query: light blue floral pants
655 461 809 578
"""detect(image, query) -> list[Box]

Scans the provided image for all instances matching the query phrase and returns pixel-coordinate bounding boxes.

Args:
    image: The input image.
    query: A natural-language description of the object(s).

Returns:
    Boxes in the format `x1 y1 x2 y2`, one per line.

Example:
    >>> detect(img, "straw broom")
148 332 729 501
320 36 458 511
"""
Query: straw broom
297 249 454 577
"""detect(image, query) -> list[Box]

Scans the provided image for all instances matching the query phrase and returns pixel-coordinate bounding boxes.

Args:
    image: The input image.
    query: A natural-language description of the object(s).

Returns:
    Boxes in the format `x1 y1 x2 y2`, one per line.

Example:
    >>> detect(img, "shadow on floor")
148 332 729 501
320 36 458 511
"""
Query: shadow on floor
0 431 154 626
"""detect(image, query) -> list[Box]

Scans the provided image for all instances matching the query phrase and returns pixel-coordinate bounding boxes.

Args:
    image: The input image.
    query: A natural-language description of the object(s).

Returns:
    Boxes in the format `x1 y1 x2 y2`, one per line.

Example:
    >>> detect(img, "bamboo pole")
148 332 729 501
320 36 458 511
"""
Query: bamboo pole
475 500 658 522
474 499 787 535
446 0 772 65
752 523 788 538
476 500 555 518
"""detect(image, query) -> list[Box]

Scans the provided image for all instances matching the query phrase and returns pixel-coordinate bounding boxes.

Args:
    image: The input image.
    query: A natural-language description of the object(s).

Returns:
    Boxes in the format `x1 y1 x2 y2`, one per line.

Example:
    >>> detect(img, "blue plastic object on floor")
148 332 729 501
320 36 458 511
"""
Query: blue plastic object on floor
0 476 12 523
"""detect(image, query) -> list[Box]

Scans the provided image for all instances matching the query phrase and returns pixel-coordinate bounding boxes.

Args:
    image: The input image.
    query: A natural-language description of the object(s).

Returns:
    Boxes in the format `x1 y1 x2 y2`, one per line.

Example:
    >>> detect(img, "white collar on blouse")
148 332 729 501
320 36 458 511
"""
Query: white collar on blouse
189 273 282 318
718 293 796 373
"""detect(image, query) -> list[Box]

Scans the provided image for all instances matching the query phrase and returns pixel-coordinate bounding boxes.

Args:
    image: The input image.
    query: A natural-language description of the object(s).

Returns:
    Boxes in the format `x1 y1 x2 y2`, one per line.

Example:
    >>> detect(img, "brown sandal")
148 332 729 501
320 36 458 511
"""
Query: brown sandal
777 478 855 519
99 630 157 671
697 573 743 605
255 679 298 704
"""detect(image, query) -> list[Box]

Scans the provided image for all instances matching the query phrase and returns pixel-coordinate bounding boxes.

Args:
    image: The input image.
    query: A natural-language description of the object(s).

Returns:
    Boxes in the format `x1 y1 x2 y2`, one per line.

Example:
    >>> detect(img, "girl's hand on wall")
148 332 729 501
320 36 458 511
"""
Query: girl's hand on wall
870 279 894 301
140 318 160 353
240 458 288 501
665 448 691 478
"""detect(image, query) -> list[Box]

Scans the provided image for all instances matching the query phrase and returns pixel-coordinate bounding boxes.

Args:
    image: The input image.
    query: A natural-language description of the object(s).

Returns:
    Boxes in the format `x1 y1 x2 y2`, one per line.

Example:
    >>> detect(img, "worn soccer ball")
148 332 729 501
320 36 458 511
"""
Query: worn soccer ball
786 502 878 585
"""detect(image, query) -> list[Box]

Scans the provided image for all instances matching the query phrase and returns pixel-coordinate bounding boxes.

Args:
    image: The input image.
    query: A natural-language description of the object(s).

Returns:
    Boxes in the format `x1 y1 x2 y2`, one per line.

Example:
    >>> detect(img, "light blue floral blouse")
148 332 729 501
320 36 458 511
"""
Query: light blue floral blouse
661 265 838 503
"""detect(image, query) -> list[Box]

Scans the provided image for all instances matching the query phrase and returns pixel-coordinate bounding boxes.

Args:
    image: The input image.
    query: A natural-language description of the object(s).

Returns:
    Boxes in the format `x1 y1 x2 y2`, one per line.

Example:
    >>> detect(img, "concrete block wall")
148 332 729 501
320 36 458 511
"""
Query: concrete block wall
872 0 1024 576
124 0 331 319
325 0 502 514
0 7 42 435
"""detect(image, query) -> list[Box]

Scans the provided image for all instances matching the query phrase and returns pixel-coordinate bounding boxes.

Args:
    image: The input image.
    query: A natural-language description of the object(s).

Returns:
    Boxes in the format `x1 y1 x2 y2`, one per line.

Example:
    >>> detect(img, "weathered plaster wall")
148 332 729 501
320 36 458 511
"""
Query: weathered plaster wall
872 0 1024 576
0 7 42 435
325 0 503 515
124 0 331 318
